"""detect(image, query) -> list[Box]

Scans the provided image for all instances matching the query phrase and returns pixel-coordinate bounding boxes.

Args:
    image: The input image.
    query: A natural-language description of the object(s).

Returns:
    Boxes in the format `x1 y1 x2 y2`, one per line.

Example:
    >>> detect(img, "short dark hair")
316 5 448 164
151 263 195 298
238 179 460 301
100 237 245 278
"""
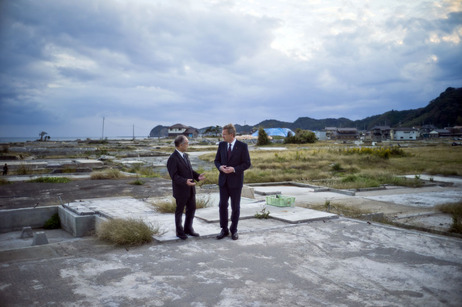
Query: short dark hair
223 123 236 137
174 135 187 147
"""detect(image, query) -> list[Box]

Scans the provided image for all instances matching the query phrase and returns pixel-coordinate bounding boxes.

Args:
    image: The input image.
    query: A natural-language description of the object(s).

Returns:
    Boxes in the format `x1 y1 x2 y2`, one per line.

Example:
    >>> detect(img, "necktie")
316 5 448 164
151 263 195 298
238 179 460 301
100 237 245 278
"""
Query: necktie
183 153 189 165
227 143 231 161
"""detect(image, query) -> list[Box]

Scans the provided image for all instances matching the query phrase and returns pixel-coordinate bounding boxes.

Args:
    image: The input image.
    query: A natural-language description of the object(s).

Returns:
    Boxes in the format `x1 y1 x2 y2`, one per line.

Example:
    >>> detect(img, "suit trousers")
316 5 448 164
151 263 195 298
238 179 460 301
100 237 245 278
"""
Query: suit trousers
175 193 196 234
219 183 242 234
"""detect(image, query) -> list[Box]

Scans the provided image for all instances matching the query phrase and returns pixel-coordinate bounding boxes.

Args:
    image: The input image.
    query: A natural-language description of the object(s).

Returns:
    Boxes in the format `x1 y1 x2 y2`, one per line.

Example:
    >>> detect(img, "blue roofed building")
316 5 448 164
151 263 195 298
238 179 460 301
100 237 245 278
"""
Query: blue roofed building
251 128 295 138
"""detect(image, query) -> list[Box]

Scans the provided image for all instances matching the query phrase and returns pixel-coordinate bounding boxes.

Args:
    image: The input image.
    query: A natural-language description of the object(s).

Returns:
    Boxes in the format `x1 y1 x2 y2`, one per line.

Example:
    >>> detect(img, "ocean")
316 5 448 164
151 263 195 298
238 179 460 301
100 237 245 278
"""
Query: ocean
0 136 150 143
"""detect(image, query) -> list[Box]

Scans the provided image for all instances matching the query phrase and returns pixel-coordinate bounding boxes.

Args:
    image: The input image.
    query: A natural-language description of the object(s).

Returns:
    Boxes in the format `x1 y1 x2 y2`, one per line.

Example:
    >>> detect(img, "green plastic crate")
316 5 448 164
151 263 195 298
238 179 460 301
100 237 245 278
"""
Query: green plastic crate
265 195 295 207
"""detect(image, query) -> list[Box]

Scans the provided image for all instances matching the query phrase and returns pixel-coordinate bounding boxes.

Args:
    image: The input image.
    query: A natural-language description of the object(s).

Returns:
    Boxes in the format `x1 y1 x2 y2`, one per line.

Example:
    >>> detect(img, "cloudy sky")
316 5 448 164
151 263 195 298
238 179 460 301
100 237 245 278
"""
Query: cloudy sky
1 0 461 138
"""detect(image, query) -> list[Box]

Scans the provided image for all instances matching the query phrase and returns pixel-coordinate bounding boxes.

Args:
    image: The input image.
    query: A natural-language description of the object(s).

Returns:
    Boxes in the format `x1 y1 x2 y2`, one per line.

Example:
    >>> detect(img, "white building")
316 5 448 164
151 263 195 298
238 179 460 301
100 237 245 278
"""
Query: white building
391 128 420 140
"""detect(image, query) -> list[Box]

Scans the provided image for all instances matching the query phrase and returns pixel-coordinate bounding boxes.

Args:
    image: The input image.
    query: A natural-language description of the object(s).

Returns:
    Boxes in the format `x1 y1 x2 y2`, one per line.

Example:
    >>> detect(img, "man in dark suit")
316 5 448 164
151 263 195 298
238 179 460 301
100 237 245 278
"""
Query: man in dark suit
167 135 205 240
214 124 251 240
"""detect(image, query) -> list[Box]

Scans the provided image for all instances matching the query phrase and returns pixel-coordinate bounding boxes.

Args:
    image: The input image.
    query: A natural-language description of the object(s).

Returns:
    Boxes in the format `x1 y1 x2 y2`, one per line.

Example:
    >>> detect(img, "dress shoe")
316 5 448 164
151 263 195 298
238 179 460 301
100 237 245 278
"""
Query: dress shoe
231 232 239 240
185 230 200 237
216 229 229 240
176 233 188 240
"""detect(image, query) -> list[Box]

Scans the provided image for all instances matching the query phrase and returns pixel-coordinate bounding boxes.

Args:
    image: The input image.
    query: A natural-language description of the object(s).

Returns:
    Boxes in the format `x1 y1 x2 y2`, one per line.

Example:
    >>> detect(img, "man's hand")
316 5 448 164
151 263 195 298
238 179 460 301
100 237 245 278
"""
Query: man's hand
198 173 206 181
186 179 196 186
220 166 235 174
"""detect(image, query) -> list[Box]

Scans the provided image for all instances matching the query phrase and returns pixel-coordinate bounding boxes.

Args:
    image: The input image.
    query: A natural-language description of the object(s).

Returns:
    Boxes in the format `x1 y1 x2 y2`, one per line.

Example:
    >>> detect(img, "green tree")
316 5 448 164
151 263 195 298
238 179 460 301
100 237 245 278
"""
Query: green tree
284 129 317 144
257 127 271 146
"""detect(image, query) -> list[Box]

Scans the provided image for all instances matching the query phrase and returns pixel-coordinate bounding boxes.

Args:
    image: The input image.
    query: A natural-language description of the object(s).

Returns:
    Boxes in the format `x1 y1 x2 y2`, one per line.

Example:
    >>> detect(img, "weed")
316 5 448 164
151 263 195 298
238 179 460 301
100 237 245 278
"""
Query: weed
255 207 270 219
128 165 161 178
436 202 462 233
331 162 343 172
0 178 10 185
151 198 177 213
130 179 145 185
16 164 32 175
196 194 213 209
96 218 159 246
28 177 71 183
90 169 126 180
43 213 61 229
313 202 371 218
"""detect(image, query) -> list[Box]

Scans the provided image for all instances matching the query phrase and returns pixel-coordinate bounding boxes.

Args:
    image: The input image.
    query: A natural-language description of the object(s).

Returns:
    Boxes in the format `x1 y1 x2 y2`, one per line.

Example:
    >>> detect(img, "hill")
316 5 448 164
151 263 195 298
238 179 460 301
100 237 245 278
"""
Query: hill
148 87 461 136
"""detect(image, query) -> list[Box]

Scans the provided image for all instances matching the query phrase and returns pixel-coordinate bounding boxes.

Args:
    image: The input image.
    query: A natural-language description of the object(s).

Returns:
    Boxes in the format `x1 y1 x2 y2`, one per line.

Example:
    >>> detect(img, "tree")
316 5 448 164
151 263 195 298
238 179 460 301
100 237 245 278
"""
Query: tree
39 131 48 141
204 125 222 136
284 129 317 144
257 127 271 146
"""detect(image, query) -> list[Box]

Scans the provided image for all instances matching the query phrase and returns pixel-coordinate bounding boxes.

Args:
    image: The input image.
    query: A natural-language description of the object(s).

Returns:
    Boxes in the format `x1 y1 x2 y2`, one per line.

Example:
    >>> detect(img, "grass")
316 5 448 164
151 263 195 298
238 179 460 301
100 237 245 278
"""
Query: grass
254 206 271 219
127 165 162 178
150 194 213 213
436 201 462 233
90 169 127 179
28 177 71 183
96 218 161 246
311 200 372 219
43 213 61 229
151 198 177 213
198 143 462 189
130 178 145 185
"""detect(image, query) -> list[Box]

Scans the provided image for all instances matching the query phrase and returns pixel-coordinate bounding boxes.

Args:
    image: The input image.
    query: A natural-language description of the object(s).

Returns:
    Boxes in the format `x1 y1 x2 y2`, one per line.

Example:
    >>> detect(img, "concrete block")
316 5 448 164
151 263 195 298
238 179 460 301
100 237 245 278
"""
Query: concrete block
58 205 95 237
32 232 48 245
241 185 255 199
20 226 33 238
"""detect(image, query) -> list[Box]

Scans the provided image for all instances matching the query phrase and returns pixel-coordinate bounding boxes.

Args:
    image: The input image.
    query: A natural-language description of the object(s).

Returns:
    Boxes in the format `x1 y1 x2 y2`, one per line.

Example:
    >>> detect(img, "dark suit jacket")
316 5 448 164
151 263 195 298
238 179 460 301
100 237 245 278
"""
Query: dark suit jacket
167 150 200 201
214 140 251 189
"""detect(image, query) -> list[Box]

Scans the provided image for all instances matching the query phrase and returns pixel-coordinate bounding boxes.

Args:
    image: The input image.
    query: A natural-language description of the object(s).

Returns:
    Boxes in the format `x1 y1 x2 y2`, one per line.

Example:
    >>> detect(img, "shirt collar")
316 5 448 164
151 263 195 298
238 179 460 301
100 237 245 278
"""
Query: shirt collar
228 139 236 149
176 149 184 157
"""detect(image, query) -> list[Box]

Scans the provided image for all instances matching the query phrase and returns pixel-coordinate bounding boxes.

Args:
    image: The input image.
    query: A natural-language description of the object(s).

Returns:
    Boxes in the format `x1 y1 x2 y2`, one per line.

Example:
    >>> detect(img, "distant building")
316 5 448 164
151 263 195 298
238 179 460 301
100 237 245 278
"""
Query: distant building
419 125 437 138
168 123 199 138
429 129 451 138
335 128 359 140
314 130 327 141
323 127 358 140
325 127 337 140
370 126 391 142
391 128 420 140
251 128 295 138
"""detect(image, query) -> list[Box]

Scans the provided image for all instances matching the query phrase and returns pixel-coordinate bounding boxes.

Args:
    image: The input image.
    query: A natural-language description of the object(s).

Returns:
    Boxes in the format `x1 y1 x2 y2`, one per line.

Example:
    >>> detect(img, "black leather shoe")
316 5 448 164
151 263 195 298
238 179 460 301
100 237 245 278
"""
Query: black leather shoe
231 232 239 240
177 233 188 240
185 230 200 237
216 229 229 240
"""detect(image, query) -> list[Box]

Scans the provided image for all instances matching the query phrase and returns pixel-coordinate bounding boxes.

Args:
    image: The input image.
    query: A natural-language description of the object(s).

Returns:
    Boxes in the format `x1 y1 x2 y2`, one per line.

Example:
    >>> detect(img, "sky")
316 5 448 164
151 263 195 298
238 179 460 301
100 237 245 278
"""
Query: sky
1 0 461 138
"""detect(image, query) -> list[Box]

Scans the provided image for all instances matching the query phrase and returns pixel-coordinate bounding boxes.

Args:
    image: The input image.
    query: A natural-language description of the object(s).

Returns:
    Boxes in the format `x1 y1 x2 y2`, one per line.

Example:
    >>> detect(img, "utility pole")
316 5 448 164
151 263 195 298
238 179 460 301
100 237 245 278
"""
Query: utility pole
102 117 105 140
132 124 135 141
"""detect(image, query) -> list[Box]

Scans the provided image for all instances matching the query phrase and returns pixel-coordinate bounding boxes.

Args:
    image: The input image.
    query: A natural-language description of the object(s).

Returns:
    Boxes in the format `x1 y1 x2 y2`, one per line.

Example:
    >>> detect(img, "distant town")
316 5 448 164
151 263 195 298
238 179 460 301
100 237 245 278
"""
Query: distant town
156 123 462 142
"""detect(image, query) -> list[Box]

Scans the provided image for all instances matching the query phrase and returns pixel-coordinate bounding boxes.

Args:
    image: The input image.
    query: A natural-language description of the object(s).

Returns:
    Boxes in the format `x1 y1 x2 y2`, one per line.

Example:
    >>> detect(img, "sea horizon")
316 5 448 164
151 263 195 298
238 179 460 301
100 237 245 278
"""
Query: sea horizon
0 136 151 143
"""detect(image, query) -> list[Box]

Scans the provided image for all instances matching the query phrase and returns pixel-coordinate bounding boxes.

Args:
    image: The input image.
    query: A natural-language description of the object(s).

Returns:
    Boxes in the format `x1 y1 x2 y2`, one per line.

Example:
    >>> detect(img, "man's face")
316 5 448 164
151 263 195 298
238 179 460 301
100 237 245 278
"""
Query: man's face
222 130 234 143
178 138 189 153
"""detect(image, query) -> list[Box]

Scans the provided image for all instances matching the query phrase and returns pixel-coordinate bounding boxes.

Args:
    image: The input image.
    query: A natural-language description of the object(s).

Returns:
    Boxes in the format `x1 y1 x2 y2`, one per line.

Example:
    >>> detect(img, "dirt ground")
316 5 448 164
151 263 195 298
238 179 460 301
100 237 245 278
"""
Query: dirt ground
0 178 177 210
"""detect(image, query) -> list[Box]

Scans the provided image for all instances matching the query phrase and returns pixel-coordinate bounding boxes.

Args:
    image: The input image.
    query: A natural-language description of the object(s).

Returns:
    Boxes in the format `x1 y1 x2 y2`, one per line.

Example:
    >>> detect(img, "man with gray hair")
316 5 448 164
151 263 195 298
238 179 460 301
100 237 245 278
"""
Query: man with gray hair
167 135 205 240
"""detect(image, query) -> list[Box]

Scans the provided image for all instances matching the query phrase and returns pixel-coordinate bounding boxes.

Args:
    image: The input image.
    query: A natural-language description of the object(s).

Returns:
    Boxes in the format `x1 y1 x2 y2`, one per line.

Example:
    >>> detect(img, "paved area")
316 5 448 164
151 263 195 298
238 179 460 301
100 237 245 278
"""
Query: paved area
1 218 461 306
1 177 462 305
61 193 338 242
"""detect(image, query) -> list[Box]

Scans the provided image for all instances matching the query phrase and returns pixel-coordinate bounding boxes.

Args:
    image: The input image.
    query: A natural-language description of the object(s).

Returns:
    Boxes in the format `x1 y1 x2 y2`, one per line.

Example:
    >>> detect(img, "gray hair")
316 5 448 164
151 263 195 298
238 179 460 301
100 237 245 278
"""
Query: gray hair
174 135 187 147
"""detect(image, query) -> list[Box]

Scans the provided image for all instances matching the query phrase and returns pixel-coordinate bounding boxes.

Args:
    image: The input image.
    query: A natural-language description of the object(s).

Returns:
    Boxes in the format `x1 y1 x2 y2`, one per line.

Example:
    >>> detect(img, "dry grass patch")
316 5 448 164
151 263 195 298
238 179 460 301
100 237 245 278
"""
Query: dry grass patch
90 169 127 179
97 218 160 246
150 195 213 213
